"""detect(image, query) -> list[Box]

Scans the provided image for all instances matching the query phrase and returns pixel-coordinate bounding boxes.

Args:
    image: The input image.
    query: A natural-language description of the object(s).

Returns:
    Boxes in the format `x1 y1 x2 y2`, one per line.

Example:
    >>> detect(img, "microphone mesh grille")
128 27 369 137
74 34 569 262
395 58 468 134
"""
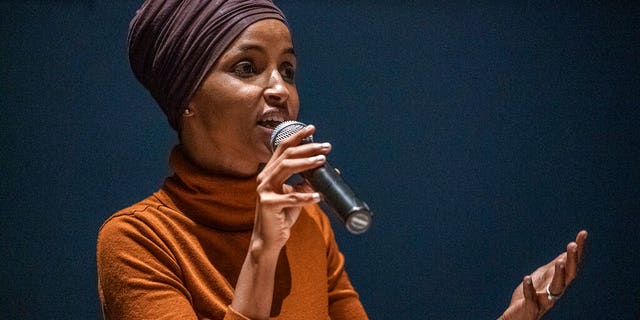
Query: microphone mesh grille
270 121 313 151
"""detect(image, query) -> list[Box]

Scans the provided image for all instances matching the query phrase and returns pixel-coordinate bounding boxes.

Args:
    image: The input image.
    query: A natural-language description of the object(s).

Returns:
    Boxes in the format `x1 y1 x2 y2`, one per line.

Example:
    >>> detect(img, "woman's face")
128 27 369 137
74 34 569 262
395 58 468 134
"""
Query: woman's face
181 19 299 177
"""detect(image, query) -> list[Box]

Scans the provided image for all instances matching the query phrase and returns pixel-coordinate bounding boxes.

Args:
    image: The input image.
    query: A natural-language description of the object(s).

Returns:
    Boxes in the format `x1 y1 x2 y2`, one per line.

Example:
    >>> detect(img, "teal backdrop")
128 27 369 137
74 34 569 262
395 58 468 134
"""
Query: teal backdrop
1 1 638 319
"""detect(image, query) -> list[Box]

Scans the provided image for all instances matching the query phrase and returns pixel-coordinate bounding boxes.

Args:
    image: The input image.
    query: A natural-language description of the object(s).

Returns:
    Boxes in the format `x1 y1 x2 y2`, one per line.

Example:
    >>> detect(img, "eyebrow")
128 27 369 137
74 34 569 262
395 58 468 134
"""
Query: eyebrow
237 44 296 56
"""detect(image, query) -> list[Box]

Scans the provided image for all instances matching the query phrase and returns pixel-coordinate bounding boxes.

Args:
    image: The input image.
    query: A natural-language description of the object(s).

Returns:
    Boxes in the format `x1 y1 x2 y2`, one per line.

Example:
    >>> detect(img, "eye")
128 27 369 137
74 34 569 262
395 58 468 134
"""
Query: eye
233 61 257 77
280 62 296 83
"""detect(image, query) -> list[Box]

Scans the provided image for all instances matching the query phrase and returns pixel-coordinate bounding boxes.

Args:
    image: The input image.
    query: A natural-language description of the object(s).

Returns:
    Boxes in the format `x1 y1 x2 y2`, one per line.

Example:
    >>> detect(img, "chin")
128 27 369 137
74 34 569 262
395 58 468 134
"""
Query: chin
257 150 272 163
259 140 274 155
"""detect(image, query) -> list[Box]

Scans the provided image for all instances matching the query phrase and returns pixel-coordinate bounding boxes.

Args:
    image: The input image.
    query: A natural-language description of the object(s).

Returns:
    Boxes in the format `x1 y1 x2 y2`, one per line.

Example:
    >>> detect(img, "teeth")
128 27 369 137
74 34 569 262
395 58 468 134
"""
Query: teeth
259 114 286 129
263 115 284 122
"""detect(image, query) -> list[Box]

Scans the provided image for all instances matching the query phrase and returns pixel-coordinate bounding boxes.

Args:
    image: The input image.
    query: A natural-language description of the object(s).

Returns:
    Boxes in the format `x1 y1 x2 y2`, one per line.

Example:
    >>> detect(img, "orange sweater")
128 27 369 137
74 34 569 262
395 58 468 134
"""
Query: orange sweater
96 146 368 319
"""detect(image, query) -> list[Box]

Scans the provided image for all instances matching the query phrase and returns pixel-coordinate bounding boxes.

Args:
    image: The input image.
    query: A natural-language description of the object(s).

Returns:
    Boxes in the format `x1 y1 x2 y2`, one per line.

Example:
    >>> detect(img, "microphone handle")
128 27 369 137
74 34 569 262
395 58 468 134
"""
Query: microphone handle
301 162 372 234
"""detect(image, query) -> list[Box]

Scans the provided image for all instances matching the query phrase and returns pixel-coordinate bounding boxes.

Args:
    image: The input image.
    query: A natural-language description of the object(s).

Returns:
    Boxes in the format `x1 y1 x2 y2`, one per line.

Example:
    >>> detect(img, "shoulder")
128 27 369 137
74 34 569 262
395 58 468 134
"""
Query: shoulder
96 193 186 272
100 194 160 227
97 193 168 252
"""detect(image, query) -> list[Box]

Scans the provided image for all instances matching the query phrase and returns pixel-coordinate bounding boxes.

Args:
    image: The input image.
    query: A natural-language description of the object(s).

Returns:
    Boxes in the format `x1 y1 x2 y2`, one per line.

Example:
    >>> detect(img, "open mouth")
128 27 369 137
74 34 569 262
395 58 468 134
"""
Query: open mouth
258 120 282 129
258 115 285 130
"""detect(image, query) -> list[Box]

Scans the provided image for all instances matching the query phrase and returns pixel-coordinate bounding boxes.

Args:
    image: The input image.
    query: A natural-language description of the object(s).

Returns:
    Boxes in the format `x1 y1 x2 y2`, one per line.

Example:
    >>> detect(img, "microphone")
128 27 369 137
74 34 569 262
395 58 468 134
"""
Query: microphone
270 121 373 234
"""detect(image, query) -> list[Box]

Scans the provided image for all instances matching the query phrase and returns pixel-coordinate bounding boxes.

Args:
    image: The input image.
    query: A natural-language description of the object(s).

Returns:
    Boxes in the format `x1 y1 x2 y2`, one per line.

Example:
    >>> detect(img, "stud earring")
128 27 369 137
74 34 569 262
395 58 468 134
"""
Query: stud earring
183 108 192 116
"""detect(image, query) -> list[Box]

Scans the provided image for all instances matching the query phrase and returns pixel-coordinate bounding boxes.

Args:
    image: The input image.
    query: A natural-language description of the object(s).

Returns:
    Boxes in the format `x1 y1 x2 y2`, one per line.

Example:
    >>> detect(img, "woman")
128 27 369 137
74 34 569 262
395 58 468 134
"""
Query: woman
96 1 587 319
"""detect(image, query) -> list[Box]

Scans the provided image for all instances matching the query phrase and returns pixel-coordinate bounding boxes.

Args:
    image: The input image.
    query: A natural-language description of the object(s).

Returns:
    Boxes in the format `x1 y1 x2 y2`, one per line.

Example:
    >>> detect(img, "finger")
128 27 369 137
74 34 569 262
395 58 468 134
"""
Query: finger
565 242 579 284
548 259 566 297
259 148 327 188
261 142 331 185
575 230 588 263
533 252 564 286
276 142 332 159
522 276 537 305
260 191 321 209
273 124 315 154
285 191 321 206
266 143 328 175
269 155 327 186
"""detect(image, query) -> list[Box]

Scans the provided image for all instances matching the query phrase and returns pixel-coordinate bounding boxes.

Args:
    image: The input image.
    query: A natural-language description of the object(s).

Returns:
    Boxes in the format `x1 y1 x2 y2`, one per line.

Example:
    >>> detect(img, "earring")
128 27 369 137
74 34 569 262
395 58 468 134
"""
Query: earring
183 108 192 116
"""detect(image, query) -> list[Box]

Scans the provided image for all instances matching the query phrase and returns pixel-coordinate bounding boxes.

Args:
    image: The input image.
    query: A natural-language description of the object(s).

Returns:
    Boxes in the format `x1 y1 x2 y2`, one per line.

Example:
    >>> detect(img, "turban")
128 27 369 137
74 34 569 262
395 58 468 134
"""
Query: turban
128 0 287 130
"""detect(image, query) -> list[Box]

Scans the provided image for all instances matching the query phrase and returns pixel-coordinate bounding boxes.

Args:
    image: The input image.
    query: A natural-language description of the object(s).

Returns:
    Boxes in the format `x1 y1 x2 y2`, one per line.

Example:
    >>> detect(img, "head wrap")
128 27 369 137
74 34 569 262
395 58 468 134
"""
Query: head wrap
128 0 287 130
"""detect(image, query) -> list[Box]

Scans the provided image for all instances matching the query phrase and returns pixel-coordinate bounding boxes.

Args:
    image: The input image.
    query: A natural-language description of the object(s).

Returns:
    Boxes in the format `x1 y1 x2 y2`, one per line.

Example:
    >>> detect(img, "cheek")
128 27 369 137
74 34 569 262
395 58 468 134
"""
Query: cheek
200 88 255 127
289 88 300 117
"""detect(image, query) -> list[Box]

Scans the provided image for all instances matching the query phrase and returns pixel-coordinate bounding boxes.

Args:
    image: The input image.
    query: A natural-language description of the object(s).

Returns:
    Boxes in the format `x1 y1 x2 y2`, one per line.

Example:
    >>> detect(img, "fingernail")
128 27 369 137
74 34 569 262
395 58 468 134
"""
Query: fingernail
572 246 577 253
311 155 325 162
321 142 331 149
312 193 321 202
525 278 532 285
306 125 314 131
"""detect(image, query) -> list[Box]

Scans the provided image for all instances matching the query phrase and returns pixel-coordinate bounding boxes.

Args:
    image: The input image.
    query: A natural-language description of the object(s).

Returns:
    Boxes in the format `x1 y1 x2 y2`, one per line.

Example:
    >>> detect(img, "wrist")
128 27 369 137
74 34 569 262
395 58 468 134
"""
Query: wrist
231 239 281 320
249 238 281 263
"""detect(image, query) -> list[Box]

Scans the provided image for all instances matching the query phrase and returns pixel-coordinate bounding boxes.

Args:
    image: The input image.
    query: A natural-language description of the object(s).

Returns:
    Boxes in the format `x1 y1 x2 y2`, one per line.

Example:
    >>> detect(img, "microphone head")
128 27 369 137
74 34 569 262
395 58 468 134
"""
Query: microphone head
270 120 313 151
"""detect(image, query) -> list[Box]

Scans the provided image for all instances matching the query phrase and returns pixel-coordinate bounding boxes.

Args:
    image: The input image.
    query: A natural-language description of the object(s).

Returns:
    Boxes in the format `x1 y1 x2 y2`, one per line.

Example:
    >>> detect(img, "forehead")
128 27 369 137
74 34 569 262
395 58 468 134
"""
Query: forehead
230 19 293 49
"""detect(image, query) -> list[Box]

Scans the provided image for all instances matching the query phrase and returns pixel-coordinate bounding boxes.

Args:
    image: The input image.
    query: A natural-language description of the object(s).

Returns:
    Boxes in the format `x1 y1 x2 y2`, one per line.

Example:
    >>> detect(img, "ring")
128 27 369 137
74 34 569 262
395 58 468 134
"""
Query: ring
546 283 563 301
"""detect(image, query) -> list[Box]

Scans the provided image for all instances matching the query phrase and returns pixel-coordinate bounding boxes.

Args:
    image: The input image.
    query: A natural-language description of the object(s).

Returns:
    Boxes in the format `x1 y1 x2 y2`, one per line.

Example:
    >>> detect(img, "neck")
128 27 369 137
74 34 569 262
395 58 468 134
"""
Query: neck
161 145 259 231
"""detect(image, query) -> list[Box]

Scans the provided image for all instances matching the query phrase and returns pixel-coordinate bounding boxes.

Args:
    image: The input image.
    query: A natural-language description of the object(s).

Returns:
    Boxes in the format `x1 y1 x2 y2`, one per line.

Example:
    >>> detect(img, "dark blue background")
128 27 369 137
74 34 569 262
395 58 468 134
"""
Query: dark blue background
2 1 638 319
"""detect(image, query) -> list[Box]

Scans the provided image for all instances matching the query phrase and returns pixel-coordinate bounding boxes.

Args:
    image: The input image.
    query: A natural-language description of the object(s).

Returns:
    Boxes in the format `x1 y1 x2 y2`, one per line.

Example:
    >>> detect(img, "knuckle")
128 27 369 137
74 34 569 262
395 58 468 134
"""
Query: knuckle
287 194 300 203
282 147 295 157
256 181 270 193
259 195 278 206
279 139 294 150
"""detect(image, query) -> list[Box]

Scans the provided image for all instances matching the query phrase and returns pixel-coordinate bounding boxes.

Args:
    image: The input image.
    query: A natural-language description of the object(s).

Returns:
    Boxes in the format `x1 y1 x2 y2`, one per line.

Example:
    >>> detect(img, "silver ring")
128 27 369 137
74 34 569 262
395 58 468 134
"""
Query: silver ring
546 283 563 301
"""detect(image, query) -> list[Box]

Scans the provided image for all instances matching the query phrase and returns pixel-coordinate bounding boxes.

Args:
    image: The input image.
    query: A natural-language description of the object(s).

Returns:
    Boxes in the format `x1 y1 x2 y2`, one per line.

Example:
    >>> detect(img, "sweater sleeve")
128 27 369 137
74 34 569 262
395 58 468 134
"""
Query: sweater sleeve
96 212 241 320
306 204 369 320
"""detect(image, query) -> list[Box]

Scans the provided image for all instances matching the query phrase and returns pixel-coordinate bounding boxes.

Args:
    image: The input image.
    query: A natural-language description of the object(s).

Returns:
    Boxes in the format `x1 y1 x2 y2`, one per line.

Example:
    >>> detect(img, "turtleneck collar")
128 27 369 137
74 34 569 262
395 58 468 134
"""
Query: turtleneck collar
160 145 258 231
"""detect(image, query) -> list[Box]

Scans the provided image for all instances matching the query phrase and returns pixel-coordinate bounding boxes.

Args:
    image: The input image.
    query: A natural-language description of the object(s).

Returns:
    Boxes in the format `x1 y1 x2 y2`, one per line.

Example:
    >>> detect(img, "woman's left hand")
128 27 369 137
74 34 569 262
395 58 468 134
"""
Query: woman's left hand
499 230 588 320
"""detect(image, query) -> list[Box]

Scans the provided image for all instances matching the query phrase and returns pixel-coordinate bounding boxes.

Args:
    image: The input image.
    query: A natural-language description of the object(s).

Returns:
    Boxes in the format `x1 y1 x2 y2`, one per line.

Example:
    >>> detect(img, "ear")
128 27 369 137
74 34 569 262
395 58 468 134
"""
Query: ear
177 104 196 142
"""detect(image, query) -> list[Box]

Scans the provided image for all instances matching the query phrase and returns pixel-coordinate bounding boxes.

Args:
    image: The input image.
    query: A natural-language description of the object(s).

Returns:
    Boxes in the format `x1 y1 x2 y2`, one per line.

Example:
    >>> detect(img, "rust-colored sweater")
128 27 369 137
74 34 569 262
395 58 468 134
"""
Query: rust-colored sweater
96 147 368 319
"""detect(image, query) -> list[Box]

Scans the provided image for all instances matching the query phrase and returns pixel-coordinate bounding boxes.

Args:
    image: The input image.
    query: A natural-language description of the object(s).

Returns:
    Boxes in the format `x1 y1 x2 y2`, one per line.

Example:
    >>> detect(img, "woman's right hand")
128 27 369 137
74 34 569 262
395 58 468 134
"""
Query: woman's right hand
231 124 332 319
251 124 331 256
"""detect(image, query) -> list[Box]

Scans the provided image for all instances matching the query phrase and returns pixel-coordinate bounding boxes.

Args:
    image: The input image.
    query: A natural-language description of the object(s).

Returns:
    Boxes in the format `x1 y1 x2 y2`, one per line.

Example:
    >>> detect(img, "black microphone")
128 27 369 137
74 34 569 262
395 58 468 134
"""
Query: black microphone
270 121 373 234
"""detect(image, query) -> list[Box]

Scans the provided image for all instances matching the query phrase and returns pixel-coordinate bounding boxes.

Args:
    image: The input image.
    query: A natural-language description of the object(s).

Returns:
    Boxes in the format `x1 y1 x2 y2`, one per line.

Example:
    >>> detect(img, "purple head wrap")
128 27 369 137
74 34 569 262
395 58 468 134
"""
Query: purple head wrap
128 0 287 130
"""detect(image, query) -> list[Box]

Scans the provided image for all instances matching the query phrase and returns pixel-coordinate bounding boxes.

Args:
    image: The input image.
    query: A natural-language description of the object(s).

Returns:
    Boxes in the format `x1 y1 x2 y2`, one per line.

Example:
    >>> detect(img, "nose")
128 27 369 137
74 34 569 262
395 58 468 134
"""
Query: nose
263 69 289 105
